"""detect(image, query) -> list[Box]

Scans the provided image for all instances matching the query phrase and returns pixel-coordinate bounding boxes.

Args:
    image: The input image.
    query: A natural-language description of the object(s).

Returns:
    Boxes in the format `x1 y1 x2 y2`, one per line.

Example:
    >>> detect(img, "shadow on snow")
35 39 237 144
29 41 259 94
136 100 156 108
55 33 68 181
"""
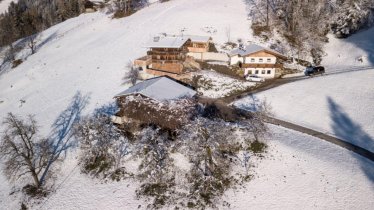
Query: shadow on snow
39 91 90 183
327 96 374 183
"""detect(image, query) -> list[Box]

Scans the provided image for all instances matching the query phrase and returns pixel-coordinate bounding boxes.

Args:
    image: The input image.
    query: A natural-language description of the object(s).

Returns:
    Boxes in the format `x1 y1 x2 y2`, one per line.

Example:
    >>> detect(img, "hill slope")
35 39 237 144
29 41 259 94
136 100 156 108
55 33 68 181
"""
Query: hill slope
0 0 253 135
0 1 373 209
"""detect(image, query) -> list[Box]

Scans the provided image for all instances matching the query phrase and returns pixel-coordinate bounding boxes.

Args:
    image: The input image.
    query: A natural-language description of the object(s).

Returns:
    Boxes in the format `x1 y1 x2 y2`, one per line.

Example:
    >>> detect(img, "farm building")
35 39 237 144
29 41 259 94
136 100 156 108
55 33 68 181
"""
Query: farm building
142 36 192 76
185 35 212 53
134 34 217 79
229 44 288 79
114 76 197 130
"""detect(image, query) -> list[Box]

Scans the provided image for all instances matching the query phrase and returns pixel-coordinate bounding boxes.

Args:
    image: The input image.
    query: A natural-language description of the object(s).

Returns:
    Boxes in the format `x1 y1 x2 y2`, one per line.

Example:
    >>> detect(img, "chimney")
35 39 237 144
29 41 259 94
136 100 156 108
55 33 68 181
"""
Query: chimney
153 36 160 42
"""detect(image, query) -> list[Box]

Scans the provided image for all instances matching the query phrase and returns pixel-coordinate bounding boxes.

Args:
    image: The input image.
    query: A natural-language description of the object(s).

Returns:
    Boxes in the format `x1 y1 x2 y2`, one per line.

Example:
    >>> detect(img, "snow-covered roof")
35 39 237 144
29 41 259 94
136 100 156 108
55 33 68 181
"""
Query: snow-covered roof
144 36 190 48
229 44 287 59
115 77 196 101
183 35 211 43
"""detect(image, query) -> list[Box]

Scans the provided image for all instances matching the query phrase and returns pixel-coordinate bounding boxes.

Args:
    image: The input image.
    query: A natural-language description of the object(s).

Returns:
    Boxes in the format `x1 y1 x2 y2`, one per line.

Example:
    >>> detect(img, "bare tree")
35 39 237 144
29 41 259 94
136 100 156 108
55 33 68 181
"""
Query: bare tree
123 61 139 86
27 35 39 55
0 113 50 188
0 92 89 190
5 44 16 62
225 25 231 43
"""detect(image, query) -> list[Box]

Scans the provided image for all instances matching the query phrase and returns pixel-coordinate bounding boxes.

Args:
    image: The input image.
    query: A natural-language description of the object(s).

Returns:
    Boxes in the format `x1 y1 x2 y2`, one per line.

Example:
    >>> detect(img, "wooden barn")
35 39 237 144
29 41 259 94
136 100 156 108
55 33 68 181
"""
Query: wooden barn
113 76 197 130
144 36 192 75
185 35 212 53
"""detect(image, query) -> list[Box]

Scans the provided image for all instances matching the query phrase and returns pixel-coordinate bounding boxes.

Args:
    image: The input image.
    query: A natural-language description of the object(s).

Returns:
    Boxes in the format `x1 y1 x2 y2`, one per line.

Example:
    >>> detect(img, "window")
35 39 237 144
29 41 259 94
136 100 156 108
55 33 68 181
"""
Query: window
267 70 271 74
255 70 259 74
267 58 271 63
248 70 252 75
259 58 263 62
261 70 266 74
251 58 255 62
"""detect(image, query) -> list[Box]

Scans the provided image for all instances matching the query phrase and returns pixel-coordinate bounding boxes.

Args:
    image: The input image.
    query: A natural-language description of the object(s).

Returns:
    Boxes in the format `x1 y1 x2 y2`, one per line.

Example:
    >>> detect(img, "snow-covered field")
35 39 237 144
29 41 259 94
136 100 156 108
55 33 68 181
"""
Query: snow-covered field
235 70 374 153
226 125 374 210
322 27 374 69
195 70 256 98
0 0 373 209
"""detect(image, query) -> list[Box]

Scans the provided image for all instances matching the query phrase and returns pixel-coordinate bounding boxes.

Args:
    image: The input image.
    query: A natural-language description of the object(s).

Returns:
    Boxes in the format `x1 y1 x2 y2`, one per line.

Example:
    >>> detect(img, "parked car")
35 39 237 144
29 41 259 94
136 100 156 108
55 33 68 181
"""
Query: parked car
304 66 325 76
245 75 265 82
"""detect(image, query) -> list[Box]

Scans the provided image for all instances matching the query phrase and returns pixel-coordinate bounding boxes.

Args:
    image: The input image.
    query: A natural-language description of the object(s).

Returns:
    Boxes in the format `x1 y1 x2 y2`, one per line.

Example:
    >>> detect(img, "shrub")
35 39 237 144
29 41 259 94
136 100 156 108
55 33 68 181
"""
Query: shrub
12 59 23 68
248 140 267 154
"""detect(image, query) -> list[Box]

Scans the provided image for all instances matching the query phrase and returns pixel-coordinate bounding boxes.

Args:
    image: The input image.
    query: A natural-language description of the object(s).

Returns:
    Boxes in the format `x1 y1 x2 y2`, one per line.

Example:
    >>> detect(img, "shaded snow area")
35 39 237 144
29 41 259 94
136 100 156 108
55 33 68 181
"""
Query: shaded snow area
235 70 374 153
195 70 256 98
0 0 17 14
225 125 374 210
322 27 374 69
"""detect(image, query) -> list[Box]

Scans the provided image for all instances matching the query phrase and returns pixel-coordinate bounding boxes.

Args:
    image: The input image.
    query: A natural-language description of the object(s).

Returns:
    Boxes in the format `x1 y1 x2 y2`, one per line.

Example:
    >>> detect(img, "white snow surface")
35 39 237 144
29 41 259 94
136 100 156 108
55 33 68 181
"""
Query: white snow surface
0 0 17 14
322 27 374 69
0 0 253 135
225 125 374 210
235 70 374 153
0 0 373 209
195 70 256 98
2 124 373 209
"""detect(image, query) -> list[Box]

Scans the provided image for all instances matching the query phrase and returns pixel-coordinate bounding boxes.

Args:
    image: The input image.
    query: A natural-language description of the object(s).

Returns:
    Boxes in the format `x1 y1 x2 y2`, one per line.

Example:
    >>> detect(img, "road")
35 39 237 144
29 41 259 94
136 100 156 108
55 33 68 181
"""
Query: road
222 65 374 104
219 66 374 161
265 117 374 162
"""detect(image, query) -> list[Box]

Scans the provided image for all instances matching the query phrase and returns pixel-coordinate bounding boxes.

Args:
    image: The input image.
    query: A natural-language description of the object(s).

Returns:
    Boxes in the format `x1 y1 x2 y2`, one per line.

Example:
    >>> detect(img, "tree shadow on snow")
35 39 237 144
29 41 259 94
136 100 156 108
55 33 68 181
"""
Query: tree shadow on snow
93 101 119 117
39 91 90 183
49 91 90 154
327 96 374 183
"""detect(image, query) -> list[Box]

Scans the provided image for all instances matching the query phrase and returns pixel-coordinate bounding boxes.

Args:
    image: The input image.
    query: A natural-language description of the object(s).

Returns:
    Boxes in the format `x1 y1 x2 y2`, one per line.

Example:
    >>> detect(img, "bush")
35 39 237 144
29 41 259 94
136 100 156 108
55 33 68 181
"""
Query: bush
12 59 23 68
22 184 48 198
248 140 267 154
251 24 270 37
113 10 134 19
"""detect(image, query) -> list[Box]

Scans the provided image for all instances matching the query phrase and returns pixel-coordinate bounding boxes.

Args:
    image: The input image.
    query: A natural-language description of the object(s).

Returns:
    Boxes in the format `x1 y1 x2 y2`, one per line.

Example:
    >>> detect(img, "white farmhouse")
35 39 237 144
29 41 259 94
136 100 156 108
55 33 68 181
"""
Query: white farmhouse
229 44 288 79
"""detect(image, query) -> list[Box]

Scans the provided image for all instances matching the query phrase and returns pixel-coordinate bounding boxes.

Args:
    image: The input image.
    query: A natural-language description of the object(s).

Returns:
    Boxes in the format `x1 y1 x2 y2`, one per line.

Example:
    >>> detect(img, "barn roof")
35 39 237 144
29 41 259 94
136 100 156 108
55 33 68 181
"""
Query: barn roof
183 35 211 43
229 44 287 59
115 76 196 101
144 36 190 48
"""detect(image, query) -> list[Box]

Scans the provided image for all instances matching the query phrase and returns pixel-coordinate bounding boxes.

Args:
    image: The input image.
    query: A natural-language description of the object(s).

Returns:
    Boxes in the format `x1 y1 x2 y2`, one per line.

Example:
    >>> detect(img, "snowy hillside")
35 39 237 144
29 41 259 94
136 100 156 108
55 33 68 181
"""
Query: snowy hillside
0 0 373 209
0 0 17 14
322 27 374 69
0 0 253 135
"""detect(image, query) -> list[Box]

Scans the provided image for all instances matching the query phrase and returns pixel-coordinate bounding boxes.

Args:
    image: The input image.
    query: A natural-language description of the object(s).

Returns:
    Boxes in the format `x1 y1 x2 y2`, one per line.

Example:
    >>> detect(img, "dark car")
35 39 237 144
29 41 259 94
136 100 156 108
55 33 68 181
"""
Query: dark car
305 66 325 76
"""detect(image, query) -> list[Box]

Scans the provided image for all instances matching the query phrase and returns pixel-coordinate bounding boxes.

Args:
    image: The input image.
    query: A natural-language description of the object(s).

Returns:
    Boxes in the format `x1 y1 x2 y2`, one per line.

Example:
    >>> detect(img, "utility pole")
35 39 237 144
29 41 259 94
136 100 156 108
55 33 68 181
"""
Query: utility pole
266 0 269 27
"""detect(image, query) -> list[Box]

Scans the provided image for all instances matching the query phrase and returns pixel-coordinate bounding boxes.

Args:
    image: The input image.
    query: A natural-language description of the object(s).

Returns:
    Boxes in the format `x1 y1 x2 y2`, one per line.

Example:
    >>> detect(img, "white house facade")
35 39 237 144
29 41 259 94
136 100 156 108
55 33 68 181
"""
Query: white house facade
229 44 287 79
